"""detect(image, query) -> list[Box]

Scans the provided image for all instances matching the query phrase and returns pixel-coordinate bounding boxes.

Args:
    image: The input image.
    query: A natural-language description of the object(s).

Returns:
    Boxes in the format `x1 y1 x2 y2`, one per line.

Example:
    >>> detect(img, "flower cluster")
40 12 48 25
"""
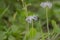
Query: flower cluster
40 1 52 8
26 15 38 23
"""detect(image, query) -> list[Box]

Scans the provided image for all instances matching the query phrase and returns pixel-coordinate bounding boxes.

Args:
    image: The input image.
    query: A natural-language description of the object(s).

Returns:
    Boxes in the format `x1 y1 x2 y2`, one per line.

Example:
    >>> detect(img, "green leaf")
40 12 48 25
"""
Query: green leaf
0 31 6 40
51 20 60 33
11 25 20 33
8 35 16 40
23 28 37 40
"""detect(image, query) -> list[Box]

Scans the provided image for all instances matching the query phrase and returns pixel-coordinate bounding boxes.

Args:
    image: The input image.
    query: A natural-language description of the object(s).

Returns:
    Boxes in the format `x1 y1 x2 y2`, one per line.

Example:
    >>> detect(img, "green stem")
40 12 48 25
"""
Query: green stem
21 0 25 8
32 20 34 29
46 7 50 40
21 0 29 31
39 20 43 33
21 0 28 17
39 20 44 40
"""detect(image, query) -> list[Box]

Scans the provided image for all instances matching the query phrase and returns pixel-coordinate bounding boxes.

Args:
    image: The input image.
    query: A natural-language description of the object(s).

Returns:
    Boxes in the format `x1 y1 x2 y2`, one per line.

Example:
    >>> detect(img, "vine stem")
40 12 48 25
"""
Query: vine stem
46 7 50 40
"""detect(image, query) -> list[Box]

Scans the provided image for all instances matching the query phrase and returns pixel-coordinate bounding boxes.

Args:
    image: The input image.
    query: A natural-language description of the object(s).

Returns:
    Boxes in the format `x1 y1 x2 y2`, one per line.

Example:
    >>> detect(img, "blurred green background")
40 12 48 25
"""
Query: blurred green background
0 0 60 40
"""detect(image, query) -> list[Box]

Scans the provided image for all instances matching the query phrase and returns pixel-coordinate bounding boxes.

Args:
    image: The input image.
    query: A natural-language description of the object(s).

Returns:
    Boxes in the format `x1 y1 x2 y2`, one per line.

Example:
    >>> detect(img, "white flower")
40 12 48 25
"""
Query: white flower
26 15 38 23
40 1 52 8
